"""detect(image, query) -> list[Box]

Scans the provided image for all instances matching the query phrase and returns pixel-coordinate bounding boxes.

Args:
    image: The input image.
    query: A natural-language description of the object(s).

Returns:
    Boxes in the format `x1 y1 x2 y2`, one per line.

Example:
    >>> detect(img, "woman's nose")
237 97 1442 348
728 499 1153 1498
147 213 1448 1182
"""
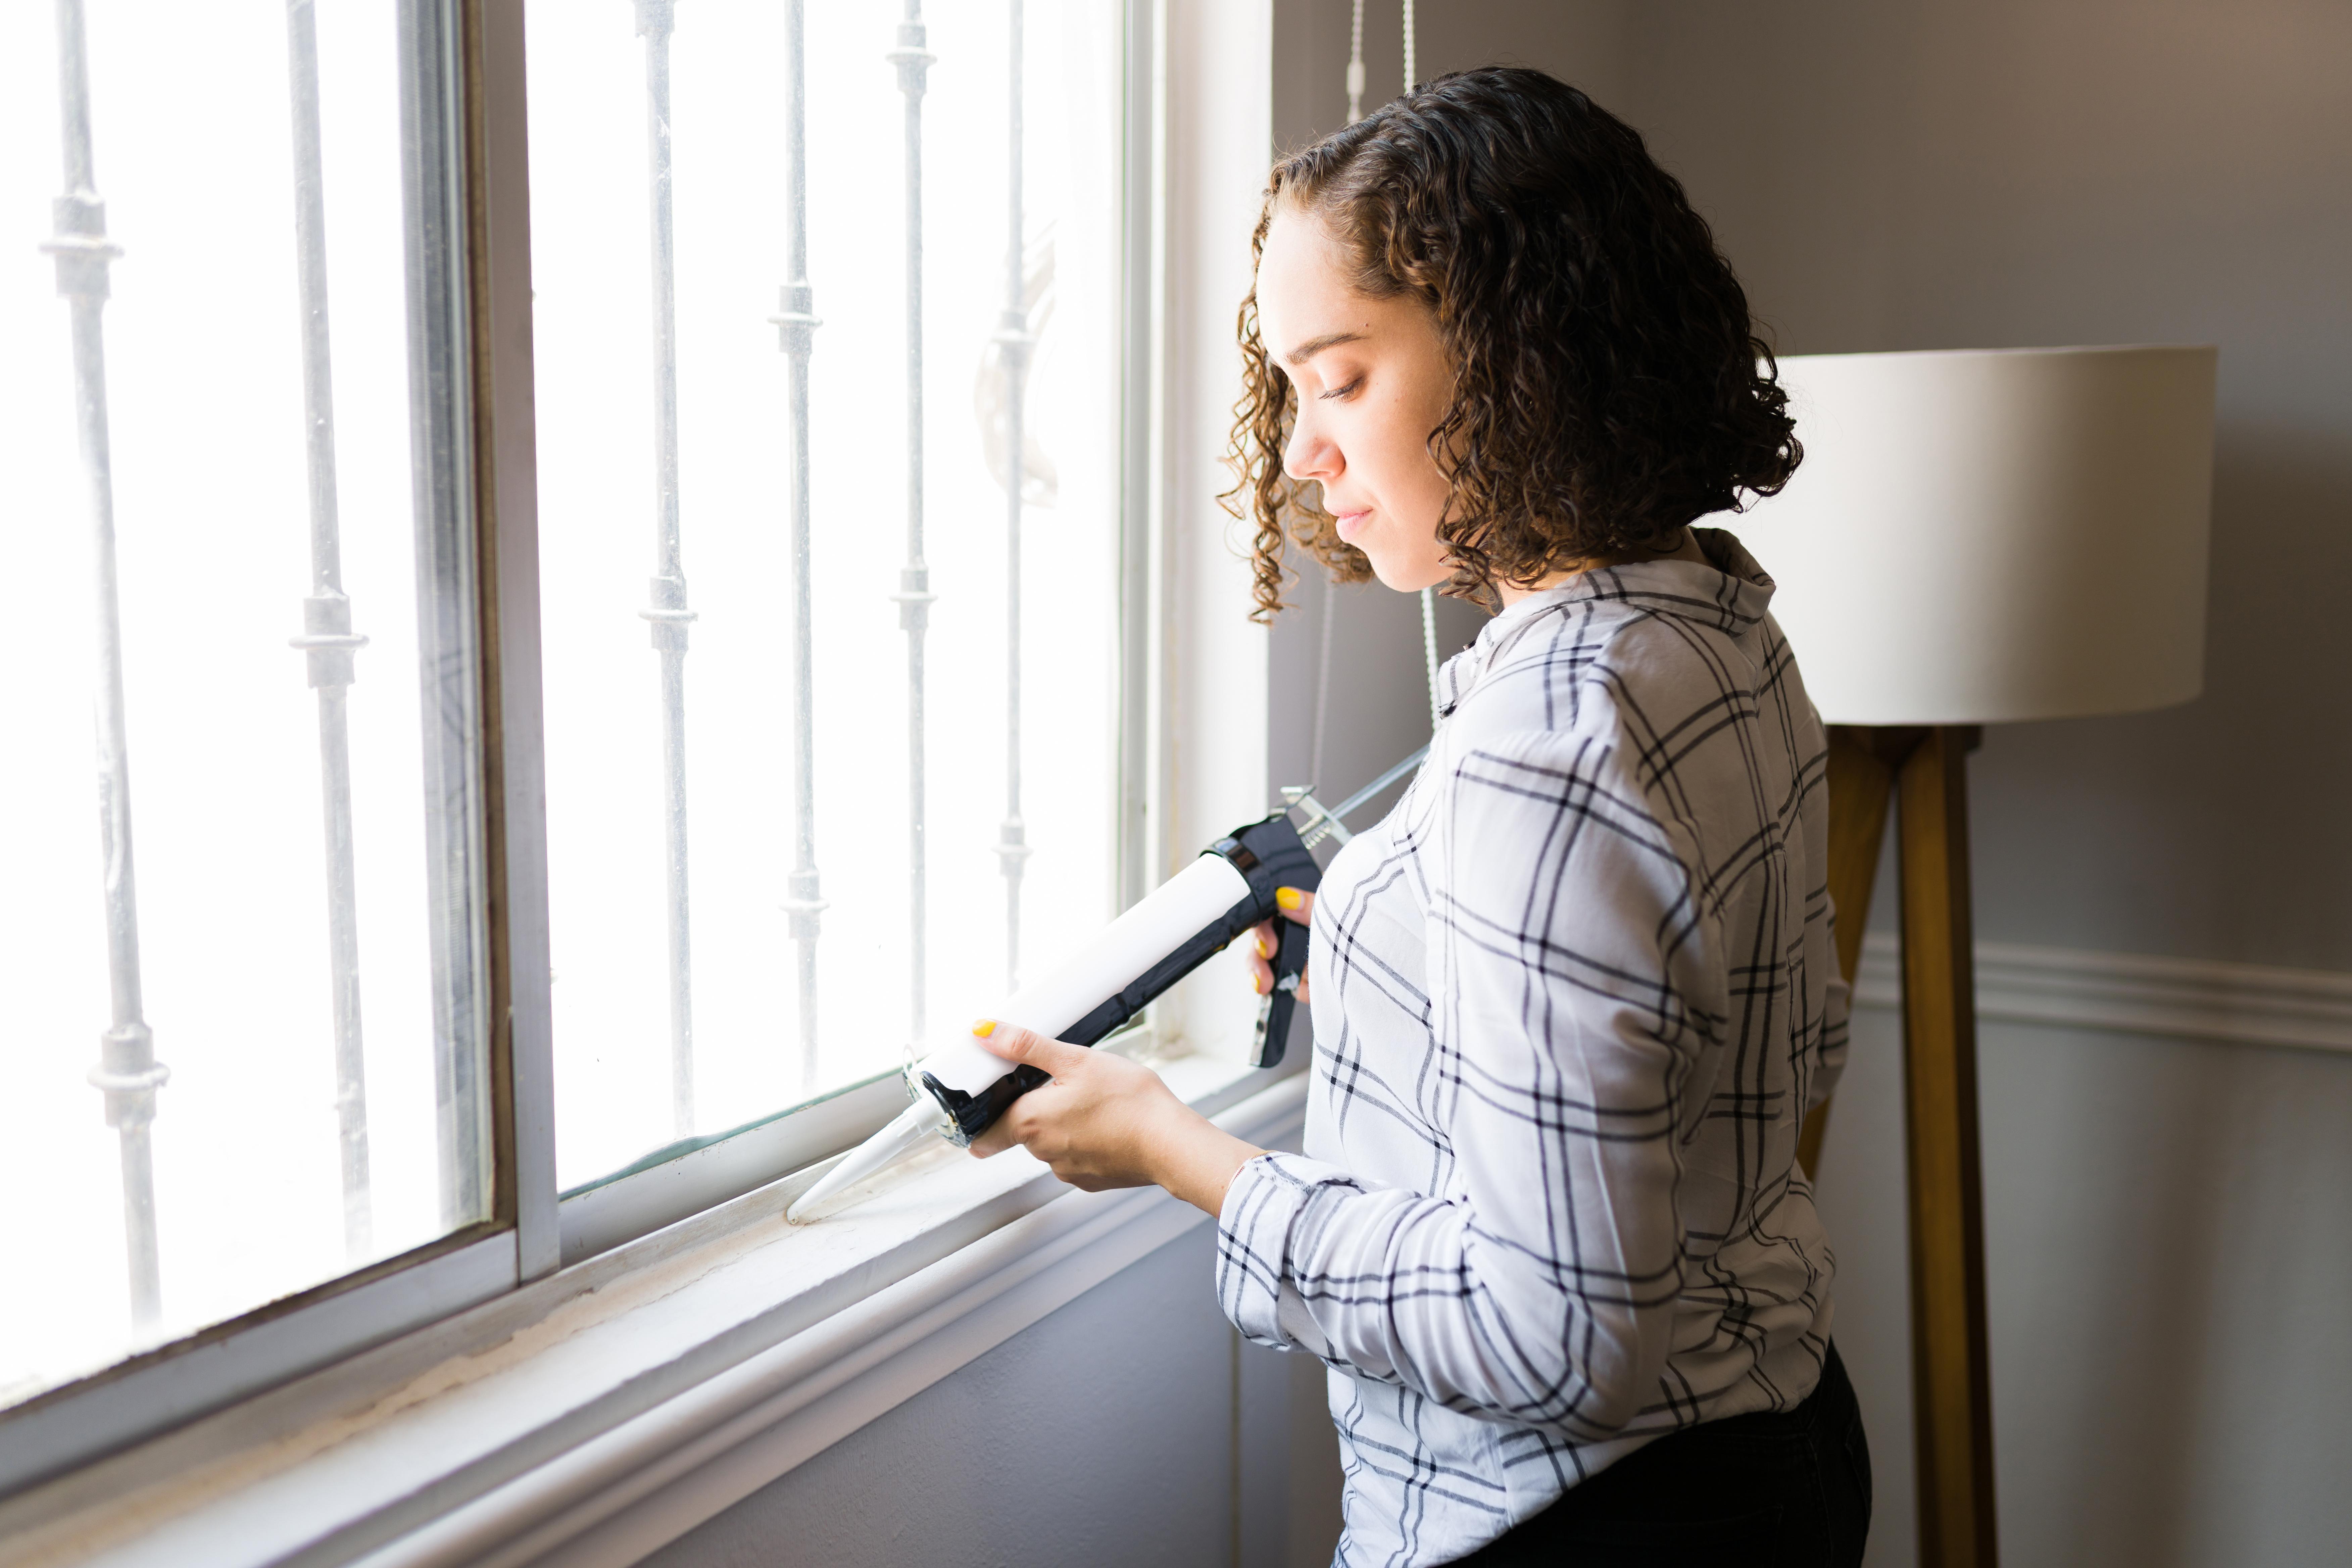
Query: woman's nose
1284 410 1338 484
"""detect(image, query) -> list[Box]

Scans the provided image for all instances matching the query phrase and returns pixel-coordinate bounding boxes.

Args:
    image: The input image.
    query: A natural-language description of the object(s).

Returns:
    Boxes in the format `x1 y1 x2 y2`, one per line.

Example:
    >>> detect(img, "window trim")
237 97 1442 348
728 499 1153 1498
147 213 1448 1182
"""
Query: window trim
0 0 1190 1501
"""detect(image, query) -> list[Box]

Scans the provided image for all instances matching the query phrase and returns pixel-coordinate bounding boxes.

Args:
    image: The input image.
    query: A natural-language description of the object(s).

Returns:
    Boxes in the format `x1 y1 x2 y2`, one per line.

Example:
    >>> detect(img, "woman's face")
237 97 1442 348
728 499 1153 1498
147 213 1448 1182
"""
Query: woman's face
1255 206 1454 593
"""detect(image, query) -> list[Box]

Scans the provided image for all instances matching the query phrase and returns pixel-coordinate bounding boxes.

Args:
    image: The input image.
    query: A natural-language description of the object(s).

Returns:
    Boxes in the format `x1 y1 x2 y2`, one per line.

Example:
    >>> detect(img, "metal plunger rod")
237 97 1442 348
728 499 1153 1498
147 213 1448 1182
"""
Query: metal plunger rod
887 2 936 1054
635 0 697 1138
772 0 827 1087
283 0 374 1261
45 0 167 1331
995 0 1032 990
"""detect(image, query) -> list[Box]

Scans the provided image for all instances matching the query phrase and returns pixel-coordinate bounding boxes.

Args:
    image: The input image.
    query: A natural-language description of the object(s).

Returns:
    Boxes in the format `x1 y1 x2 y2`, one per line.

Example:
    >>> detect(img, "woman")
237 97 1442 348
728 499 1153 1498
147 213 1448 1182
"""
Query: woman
970 67 1867 1566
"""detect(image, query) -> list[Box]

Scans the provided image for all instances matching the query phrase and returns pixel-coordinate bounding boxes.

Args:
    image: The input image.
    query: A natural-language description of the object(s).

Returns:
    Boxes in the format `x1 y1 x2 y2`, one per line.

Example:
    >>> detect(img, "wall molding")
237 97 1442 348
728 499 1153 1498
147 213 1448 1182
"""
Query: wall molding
1854 933 2352 1058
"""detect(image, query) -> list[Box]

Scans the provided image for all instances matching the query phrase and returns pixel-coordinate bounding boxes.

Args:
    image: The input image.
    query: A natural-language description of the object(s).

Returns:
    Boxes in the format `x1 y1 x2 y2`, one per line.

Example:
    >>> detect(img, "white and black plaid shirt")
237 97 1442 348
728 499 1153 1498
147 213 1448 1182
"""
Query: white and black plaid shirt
1218 530 1848 1567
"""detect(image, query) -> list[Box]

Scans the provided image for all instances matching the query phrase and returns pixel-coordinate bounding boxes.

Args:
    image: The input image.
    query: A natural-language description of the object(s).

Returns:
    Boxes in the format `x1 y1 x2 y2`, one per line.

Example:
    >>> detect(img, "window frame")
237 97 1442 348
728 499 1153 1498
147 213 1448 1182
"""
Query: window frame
0 0 1168 1500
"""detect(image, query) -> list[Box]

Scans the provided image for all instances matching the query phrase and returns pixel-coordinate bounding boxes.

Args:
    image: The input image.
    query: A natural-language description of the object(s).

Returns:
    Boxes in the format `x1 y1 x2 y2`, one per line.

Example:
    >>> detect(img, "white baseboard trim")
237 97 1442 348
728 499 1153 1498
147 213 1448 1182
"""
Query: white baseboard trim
1853 932 2352 1058
347 1071 1311 1568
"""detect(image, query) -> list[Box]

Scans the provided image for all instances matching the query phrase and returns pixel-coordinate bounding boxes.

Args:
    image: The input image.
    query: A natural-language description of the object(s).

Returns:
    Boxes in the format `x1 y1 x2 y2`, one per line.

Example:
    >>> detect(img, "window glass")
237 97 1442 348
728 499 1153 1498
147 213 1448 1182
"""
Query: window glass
526 0 1127 1189
0 0 490 1411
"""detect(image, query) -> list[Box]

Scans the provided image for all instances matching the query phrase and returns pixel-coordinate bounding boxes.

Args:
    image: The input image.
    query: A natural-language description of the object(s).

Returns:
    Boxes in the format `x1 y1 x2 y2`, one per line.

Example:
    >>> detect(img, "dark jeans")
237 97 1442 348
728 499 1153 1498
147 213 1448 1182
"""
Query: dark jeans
1452 1342 1871 1567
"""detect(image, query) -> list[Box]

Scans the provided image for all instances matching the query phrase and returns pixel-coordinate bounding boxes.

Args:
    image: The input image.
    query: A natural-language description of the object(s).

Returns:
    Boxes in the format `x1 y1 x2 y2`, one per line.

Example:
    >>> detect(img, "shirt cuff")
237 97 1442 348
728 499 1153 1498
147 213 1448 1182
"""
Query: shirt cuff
1215 1150 1361 1352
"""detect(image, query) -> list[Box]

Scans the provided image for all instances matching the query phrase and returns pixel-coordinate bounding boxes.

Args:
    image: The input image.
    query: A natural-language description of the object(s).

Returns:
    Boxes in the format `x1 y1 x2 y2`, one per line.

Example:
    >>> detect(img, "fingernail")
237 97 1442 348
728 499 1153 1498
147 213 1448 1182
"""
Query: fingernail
1275 886 1305 912
972 1019 996 1038
1257 934 1274 959
1247 971 1265 994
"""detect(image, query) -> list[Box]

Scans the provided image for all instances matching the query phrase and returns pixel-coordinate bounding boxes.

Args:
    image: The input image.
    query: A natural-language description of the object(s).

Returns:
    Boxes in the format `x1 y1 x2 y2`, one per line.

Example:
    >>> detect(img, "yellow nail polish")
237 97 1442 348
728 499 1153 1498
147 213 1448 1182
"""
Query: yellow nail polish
1257 934 1273 959
971 1019 996 1038
1275 886 1305 912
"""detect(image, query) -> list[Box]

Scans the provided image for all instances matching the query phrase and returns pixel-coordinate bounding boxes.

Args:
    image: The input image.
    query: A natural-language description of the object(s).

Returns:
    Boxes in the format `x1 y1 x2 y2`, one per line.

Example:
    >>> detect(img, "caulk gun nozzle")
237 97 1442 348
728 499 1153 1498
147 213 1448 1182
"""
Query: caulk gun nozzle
785 1099 945 1223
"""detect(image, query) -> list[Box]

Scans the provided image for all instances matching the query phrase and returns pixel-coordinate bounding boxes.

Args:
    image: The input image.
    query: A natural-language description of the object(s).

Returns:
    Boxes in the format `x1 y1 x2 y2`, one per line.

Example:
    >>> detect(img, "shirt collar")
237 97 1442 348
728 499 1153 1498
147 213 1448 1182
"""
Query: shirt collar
1436 528 1778 715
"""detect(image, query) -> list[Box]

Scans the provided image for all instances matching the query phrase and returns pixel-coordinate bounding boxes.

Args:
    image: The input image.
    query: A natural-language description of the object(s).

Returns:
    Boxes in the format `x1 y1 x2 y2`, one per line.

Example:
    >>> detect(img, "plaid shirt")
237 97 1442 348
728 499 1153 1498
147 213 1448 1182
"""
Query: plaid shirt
1218 530 1848 1567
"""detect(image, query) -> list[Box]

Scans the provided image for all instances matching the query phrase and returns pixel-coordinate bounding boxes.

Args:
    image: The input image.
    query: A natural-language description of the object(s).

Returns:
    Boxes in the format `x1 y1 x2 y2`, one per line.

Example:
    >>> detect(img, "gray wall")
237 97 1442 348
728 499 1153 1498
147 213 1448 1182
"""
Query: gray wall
1611 0 2352 969
1817 1000 2352 1568
642 1226 1343 1568
1270 3 2352 1566
1275 0 2352 967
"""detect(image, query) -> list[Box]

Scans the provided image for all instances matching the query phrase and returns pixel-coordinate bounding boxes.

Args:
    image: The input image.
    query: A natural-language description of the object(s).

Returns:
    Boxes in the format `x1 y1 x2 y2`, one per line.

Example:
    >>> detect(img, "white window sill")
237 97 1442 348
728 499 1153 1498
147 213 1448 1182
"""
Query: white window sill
0 1052 1308 1568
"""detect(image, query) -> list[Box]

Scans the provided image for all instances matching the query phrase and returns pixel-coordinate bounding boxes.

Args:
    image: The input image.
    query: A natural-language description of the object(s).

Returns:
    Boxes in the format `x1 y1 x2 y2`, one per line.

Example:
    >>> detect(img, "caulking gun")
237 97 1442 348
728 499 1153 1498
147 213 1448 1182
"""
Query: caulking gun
786 747 1428 1222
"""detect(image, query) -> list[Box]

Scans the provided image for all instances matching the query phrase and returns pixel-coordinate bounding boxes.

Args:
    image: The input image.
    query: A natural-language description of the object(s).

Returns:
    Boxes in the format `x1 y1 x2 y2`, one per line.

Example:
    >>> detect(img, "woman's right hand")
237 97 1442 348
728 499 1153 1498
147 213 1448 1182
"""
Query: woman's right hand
1247 885 1315 1004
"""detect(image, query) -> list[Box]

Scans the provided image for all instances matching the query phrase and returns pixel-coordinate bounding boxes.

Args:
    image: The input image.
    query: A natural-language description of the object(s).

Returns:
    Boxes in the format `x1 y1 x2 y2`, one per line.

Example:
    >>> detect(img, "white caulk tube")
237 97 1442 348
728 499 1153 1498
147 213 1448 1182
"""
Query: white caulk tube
788 812 1319 1222
908 854 1248 1107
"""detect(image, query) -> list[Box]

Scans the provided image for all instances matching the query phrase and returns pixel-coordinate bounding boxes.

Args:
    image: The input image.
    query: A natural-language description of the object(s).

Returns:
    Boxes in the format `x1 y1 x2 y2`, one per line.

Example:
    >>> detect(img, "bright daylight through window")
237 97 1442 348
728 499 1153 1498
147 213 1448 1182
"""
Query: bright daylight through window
0 0 1131 1431
1 0 488 1410
528 0 1128 1191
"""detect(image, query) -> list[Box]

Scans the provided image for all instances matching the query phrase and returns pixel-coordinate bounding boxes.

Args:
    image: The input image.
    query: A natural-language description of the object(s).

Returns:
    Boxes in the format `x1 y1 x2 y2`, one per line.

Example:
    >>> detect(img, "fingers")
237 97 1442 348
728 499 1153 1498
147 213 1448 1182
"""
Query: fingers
1248 895 1314 1000
1248 918 1276 996
969 1019 1091 1078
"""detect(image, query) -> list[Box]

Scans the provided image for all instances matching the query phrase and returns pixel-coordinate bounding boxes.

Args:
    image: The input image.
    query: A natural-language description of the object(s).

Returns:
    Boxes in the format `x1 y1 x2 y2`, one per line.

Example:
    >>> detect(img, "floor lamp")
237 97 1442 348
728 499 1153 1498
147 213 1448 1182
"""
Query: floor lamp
1755 345 2217 1568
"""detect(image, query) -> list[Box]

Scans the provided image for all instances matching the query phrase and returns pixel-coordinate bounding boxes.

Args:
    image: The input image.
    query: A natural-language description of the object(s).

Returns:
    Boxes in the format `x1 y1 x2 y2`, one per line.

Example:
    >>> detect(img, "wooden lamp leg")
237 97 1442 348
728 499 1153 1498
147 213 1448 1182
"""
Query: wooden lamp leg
1806 725 1999 1568
1896 726 1999 1568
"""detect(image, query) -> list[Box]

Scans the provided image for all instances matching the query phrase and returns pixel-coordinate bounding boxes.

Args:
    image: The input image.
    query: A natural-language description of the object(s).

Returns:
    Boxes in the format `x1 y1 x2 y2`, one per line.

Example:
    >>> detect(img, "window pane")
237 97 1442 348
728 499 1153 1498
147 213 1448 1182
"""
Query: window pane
527 1 1127 1189
0 0 490 1410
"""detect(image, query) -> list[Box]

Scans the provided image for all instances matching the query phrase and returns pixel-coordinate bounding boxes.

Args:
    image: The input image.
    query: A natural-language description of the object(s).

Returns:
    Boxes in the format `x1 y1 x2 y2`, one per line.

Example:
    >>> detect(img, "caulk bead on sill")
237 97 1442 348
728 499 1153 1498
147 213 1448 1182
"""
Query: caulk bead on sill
971 1019 996 1038
1275 886 1306 912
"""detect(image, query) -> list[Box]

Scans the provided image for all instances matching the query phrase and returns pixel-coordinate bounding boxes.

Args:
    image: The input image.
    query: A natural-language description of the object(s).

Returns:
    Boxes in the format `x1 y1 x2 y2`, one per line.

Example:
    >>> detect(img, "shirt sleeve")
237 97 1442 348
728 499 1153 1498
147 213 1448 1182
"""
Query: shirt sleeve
1216 717 1728 1443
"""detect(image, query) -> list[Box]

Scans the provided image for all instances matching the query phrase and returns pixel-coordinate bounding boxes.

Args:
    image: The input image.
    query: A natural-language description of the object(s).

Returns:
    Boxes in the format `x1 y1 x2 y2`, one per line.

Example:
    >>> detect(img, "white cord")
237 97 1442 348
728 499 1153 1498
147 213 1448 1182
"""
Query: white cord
1346 0 1366 121
1401 0 1415 93
1420 586 1440 729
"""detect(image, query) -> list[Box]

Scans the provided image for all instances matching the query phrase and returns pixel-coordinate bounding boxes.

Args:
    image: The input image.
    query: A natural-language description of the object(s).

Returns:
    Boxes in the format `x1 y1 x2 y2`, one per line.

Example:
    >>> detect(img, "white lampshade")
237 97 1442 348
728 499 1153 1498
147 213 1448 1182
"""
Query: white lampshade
1749 346 2216 726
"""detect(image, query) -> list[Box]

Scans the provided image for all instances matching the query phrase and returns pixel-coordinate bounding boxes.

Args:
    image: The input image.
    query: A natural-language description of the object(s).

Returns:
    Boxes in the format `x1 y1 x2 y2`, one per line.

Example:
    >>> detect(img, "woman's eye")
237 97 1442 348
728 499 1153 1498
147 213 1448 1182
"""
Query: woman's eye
1319 377 1363 401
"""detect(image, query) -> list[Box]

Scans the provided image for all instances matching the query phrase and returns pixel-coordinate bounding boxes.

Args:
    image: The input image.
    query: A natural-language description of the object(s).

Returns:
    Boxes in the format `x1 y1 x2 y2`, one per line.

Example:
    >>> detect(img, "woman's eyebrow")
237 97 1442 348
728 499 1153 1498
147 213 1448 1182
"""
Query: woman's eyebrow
1284 330 1368 366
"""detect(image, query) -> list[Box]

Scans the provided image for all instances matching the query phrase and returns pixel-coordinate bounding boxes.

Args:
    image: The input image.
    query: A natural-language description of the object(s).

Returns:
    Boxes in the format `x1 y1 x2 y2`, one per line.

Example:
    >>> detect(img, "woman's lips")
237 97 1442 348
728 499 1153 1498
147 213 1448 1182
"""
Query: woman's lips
1333 508 1370 543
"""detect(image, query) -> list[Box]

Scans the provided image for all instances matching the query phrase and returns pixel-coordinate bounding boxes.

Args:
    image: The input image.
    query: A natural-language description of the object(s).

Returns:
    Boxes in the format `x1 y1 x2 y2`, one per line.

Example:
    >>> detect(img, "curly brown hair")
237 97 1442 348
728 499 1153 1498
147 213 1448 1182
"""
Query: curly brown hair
1226 67 1801 620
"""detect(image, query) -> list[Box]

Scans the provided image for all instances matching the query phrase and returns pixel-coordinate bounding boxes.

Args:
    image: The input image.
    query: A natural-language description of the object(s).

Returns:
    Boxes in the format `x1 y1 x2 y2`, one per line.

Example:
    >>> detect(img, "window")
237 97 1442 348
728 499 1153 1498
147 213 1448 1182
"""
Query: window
525 0 1130 1193
1 0 490 1425
0 0 1147 1491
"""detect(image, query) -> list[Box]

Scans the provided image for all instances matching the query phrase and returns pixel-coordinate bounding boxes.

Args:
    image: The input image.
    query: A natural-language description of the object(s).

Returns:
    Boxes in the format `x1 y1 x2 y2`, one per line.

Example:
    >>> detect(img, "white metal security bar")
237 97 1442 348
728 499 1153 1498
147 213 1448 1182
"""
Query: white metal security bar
995 0 1033 990
888 1 936 1056
633 0 698 1140
282 0 376 1262
44 0 168 1335
772 0 827 1089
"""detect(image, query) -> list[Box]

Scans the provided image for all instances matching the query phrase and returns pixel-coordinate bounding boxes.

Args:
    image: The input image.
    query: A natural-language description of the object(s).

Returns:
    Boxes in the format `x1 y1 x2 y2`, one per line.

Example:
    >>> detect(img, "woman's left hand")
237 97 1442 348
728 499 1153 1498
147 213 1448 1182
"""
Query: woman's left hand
967 1022 1265 1217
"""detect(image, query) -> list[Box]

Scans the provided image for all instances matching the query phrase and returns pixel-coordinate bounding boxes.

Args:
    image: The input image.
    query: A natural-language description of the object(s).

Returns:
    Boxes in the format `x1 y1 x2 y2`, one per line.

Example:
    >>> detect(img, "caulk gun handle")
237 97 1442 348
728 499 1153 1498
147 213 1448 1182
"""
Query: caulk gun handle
1252 915 1311 1069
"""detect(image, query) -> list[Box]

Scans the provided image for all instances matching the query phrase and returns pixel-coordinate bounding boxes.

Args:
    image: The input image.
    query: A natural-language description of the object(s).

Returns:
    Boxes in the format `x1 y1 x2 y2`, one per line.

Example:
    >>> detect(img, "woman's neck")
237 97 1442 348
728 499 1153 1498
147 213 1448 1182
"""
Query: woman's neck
1491 527 1707 607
